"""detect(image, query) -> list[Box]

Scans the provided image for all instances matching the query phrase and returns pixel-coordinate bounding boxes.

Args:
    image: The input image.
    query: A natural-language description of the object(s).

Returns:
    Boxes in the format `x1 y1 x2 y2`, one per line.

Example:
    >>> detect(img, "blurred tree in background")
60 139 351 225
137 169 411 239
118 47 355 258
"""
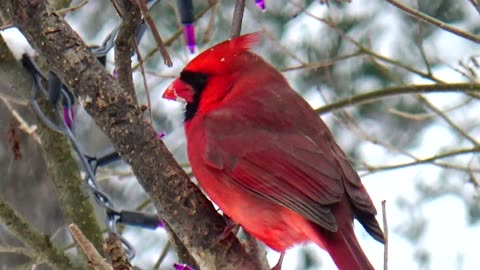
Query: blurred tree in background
0 0 479 269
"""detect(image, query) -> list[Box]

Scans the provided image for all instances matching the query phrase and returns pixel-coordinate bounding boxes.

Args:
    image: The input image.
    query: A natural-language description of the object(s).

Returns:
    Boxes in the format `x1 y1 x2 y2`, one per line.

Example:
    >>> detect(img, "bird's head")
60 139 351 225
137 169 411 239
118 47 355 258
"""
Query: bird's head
162 32 263 120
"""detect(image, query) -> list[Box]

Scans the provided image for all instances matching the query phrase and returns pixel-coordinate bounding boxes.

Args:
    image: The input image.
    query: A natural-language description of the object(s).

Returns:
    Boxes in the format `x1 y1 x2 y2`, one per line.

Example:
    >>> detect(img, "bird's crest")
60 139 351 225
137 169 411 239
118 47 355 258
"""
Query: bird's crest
183 32 263 74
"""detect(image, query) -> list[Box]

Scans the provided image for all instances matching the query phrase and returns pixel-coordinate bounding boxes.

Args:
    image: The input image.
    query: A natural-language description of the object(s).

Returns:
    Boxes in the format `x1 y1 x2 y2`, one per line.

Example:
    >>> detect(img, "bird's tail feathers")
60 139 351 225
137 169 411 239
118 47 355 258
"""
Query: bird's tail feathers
313 225 375 270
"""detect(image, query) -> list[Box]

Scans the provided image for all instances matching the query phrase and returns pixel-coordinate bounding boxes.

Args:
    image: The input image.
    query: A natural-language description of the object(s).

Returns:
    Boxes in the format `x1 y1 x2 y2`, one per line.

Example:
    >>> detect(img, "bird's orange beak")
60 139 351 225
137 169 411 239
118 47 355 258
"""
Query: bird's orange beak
162 78 195 103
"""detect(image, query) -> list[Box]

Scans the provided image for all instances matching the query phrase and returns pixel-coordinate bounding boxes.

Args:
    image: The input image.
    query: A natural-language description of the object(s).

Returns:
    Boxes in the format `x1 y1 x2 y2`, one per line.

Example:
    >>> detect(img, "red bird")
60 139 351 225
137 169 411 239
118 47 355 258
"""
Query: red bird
163 33 384 270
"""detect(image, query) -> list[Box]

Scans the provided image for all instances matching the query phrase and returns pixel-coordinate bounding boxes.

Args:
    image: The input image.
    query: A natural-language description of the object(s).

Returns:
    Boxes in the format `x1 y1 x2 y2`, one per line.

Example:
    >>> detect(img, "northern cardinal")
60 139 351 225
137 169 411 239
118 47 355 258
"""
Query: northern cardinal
163 33 384 270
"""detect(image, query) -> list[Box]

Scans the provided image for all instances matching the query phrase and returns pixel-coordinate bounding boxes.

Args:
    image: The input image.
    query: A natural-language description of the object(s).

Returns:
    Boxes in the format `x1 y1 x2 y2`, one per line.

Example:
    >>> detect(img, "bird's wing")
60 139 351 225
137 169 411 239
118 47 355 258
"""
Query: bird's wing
200 93 347 232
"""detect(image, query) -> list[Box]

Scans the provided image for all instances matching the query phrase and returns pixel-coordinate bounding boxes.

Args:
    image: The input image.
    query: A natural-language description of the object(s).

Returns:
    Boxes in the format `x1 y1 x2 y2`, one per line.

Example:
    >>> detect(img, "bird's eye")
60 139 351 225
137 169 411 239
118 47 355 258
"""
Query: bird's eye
180 71 208 93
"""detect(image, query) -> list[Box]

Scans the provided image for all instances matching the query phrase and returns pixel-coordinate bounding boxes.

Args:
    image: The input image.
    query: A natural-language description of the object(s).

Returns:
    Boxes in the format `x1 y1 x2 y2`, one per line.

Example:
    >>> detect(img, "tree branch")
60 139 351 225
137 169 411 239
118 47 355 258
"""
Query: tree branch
133 0 173 67
231 0 246 38
468 0 480 15
386 0 480 44
315 83 480 114
69 224 112 270
103 232 132 270
4 1 265 269
0 198 82 270
364 146 480 173
113 0 142 100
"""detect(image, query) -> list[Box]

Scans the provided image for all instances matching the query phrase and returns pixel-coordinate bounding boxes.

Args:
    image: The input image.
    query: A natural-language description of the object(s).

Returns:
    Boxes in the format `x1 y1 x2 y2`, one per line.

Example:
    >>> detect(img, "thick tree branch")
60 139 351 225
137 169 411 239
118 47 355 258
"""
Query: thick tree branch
4 1 265 269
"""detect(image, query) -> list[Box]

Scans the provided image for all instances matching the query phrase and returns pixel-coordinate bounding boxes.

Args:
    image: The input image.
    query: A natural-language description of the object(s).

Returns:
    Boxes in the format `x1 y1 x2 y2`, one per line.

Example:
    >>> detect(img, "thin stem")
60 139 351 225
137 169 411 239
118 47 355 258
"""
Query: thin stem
315 83 480 114
365 146 480 173
386 0 480 44
134 43 153 123
416 95 479 146
153 241 171 269
382 201 388 270
230 0 246 38
134 0 173 67
468 0 480 15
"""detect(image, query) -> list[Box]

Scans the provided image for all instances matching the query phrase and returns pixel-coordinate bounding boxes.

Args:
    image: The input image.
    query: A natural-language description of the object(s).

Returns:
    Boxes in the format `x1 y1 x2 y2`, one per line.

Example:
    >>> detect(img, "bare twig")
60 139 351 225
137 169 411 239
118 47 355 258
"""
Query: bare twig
152 241 171 269
133 0 173 67
0 245 35 258
134 43 153 123
280 51 363 72
230 0 246 38
315 83 480 114
364 146 480 173
416 95 479 146
132 3 215 70
69 224 112 270
57 0 89 15
382 200 388 270
468 0 480 15
203 0 219 43
289 1 445 84
386 0 480 44
0 95 40 143
104 233 132 270
414 14 432 76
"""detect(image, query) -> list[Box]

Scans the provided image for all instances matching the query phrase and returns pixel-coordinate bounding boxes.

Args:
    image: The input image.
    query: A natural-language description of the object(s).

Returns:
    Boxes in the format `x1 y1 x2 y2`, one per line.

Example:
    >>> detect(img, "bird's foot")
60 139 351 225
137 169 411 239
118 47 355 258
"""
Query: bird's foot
217 216 240 241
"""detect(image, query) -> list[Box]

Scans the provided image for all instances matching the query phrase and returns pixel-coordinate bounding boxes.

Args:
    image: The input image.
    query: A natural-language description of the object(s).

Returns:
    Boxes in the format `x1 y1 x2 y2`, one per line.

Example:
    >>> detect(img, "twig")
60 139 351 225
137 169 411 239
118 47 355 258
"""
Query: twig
0 198 82 270
134 43 153 123
364 146 480 173
131 3 215 70
134 0 173 67
104 232 133 270
69 224 113 270
416 95 479 146
230 0 246 38
0 21 13 30
57 0 89 15
0 95 40 143
152 241 171 269
381 200 388 270
385 0 480 44
290 0 445 84
315 83 480 114
468 0 480 15
203 0 219 43
0 245 35 258
415 15 432 76
280 51 363 72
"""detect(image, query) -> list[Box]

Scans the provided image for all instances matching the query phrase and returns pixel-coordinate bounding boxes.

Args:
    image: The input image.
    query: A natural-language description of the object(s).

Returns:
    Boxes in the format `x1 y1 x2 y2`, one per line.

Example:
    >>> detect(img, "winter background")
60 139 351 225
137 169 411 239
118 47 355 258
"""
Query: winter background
1 0 479 269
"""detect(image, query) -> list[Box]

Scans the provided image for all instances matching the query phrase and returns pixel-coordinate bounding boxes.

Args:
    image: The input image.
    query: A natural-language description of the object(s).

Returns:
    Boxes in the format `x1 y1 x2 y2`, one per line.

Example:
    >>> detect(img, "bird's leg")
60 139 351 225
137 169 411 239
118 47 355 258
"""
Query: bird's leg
217 215 240 241
271 253 285 270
